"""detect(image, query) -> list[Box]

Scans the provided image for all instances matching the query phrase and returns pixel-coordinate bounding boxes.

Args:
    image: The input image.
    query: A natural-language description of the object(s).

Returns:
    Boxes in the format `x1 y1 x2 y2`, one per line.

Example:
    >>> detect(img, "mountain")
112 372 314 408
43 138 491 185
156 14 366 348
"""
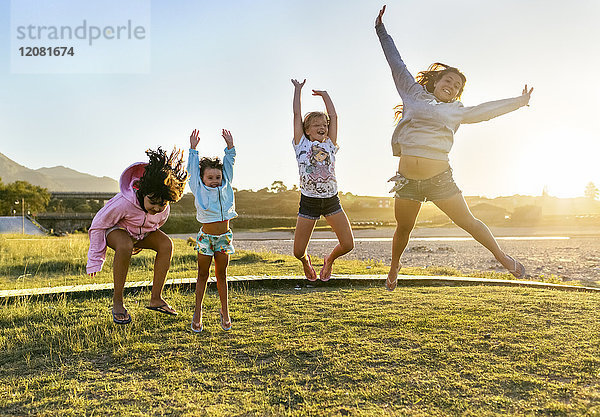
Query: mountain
0 152 119 192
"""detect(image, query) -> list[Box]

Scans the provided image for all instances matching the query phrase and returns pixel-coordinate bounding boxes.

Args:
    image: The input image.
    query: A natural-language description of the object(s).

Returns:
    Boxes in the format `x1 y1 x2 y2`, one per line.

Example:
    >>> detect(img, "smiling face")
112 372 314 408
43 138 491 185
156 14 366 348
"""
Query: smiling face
305 115 329 142
202 168 223 188
143 195 168 215
433 72 464 102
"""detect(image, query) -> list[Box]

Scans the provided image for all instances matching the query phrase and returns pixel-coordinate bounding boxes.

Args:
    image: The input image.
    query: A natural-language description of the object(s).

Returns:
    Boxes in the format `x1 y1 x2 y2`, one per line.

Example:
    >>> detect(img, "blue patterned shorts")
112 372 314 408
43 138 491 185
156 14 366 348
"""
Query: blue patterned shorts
195 229 235 256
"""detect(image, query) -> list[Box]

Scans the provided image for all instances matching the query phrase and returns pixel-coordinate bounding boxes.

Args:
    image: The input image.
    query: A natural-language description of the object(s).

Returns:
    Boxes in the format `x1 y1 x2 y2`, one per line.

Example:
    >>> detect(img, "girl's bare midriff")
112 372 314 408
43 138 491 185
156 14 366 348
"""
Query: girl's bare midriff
398 155 450 180
202 220 229 235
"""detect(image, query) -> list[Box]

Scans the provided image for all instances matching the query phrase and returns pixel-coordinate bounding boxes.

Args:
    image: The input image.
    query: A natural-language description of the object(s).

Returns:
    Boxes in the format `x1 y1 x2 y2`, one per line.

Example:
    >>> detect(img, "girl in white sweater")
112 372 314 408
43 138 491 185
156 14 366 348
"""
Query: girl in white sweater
376 5 533 290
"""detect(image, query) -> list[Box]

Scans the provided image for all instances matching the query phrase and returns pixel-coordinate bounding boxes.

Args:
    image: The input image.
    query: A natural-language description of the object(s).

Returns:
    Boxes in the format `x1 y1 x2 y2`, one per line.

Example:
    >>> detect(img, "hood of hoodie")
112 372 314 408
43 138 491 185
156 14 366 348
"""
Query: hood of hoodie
119 162 147 208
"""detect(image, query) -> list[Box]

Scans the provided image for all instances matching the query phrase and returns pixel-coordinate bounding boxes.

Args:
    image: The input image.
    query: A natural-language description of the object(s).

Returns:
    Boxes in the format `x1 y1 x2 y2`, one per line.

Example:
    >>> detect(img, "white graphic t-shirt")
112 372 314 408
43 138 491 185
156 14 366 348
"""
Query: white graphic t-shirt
293 135 338 198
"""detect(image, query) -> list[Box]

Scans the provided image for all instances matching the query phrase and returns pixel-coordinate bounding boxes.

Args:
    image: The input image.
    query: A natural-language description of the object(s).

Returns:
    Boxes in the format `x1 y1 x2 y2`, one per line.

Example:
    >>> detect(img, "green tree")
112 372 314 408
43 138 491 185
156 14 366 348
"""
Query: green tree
0 179 50 216
269 180 288 193
584 182 599 200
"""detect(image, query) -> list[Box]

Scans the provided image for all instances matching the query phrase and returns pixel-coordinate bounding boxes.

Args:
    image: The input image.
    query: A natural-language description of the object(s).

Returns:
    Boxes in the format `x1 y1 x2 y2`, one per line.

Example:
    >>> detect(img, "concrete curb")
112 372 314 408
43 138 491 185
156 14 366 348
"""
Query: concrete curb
1 274 599 300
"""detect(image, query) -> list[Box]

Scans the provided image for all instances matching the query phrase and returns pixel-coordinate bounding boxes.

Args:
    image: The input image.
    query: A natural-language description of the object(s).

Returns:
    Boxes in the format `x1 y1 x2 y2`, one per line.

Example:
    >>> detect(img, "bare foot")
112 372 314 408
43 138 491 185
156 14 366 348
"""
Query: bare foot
301 254 317 281
386 264 401 291
320 255 333 281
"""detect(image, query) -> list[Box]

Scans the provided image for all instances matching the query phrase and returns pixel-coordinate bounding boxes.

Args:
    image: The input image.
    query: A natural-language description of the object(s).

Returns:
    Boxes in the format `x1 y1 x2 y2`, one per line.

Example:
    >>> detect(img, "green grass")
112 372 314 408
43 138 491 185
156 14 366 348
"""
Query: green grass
0 234 553 292
2 285 600 415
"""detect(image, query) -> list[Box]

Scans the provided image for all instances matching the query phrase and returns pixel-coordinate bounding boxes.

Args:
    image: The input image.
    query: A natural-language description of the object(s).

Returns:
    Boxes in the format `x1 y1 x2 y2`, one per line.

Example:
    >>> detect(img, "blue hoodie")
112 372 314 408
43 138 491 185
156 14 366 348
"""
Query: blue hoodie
187 147 238 224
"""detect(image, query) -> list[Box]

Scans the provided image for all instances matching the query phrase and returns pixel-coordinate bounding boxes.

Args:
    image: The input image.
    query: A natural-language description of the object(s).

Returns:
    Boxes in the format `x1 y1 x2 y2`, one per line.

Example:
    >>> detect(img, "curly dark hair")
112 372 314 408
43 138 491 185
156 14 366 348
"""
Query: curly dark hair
395 62 466 121
199 157 223 180
137 147 188 203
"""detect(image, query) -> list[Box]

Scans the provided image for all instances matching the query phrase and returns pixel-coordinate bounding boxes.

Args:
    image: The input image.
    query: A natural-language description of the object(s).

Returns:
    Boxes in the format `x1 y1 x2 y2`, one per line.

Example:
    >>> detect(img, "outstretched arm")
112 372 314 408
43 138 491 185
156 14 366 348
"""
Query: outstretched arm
375 5 418 99
222 128 234 150
292 78 306 145
312 90 338 145
461 85 534 124
376 4 385 25
189 129 200 150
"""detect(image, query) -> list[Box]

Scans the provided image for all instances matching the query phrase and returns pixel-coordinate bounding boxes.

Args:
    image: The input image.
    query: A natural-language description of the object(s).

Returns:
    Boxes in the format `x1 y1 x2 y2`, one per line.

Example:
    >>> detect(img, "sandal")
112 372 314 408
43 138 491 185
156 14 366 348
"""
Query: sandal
386 264 401 291
506 255 525 279
191 312 203 333
303 254 318 282
112 308 131 325
319 257 332 282
219 309 232 331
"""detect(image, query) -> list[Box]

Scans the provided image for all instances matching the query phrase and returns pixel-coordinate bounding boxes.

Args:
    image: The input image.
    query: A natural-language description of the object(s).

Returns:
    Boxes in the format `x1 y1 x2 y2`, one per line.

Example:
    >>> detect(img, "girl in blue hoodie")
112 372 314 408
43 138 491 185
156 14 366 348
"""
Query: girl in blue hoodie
187 129 237 332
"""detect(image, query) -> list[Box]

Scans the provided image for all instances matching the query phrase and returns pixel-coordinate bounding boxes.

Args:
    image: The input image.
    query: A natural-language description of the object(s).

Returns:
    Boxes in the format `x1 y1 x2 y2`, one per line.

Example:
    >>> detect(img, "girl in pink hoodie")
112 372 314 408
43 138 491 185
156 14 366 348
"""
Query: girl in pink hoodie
86 148 188 324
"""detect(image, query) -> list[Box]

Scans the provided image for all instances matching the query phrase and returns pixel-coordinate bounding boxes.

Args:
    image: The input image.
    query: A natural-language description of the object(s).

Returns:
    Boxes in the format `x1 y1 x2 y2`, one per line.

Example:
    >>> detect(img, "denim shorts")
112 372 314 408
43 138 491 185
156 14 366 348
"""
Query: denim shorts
298 193 343 220
389 168 461 202
195 229 235 256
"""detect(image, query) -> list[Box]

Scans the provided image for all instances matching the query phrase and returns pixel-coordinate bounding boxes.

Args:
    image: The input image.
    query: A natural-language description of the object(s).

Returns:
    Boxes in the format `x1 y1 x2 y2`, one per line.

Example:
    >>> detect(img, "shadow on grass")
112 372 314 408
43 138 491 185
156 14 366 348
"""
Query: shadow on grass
230 253 285 265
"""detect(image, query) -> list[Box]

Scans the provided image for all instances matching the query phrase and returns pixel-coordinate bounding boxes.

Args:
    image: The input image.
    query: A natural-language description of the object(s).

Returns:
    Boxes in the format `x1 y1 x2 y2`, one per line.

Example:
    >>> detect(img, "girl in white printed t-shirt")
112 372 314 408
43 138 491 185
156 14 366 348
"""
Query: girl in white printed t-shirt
291 79 354 282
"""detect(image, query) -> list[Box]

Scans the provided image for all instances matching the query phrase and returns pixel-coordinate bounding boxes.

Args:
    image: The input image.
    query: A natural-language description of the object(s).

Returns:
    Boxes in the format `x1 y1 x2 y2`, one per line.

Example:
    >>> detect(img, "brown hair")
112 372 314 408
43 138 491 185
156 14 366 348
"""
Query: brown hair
395 62 467 121
302 112 330 139
199 157 223 180
137 147 188 203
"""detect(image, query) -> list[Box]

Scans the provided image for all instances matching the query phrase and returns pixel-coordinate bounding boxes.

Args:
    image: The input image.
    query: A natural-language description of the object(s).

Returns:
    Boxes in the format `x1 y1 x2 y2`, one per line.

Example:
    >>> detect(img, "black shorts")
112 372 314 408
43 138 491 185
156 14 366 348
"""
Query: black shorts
298 194 343 220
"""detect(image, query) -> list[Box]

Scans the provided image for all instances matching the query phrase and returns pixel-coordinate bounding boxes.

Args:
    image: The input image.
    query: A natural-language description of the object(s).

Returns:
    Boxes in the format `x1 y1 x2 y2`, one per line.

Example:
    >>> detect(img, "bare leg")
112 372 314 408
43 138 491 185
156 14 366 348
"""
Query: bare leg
136 229 177 313
106 229 134 320
214 251 231 329
193 253 212 331
433 193 524 276
320 210 355 281
388 198 422 290
293 216 318 281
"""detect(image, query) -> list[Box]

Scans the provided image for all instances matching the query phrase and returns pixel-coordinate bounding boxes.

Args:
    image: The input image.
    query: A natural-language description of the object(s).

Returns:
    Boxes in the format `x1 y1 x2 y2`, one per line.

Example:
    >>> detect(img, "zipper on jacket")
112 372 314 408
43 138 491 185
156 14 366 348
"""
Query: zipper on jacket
140 213 147 236
218 189 224 221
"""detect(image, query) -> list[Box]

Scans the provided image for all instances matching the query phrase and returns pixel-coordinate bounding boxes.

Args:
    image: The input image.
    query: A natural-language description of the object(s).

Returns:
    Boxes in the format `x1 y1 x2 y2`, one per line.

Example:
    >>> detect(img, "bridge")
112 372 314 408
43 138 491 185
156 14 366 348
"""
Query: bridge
50 191 117 200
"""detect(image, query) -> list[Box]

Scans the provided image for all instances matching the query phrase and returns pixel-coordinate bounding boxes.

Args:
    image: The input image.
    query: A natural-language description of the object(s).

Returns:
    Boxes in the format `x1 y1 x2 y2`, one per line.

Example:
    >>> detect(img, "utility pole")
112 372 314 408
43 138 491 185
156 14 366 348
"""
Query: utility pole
15 198 25 234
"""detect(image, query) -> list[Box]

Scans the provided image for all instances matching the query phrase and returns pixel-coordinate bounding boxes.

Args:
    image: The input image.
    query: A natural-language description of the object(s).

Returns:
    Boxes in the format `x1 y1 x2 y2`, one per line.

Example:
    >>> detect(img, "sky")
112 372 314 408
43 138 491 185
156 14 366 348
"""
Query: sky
1 0 599 198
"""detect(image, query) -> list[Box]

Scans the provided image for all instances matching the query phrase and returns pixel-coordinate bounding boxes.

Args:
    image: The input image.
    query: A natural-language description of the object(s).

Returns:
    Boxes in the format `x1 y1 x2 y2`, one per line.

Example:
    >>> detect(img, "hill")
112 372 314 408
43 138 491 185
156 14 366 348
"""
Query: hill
0 152 118 192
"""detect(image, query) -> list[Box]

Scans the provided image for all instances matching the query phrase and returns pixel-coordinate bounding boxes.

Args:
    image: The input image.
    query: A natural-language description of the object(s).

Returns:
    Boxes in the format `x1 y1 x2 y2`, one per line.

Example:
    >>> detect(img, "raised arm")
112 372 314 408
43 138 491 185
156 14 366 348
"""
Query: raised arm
375 6 418 99
187 129 201 195
189 128 200 150
221 129 236 182
461 85 534 124
312 90 338 145
292 78 306 145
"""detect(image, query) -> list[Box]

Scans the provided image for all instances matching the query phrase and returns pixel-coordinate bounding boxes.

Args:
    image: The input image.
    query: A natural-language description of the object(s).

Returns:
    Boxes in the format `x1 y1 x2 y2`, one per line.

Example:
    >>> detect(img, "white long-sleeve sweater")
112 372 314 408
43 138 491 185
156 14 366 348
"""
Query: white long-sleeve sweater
376 23 529 161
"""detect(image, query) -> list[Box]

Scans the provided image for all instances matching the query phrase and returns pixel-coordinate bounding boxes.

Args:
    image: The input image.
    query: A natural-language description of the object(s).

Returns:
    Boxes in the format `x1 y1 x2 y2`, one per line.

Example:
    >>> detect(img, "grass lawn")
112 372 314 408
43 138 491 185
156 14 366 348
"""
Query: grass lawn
2 284 600 416
0 234 542 292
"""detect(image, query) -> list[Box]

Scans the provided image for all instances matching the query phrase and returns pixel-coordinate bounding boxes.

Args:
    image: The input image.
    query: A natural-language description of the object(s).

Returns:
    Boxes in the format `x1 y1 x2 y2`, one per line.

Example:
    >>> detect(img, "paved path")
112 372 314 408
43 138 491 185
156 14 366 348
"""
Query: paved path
2 274 599 300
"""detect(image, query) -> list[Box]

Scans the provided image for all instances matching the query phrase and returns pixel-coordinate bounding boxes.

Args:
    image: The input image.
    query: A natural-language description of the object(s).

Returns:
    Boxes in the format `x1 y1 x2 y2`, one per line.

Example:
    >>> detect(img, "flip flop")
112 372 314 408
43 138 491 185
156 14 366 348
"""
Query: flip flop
219 309 232 331
386 264 401 291
385 275 398 291
319 258 332 282
303 255 318 282
112 309 131 325
146 304 178 316
506 255 526 279
191 312 203 333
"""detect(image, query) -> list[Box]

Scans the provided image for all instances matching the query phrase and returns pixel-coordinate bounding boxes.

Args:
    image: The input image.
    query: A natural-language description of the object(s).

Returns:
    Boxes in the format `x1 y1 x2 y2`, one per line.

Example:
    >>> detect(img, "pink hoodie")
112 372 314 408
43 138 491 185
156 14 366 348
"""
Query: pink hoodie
86 162 171 274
